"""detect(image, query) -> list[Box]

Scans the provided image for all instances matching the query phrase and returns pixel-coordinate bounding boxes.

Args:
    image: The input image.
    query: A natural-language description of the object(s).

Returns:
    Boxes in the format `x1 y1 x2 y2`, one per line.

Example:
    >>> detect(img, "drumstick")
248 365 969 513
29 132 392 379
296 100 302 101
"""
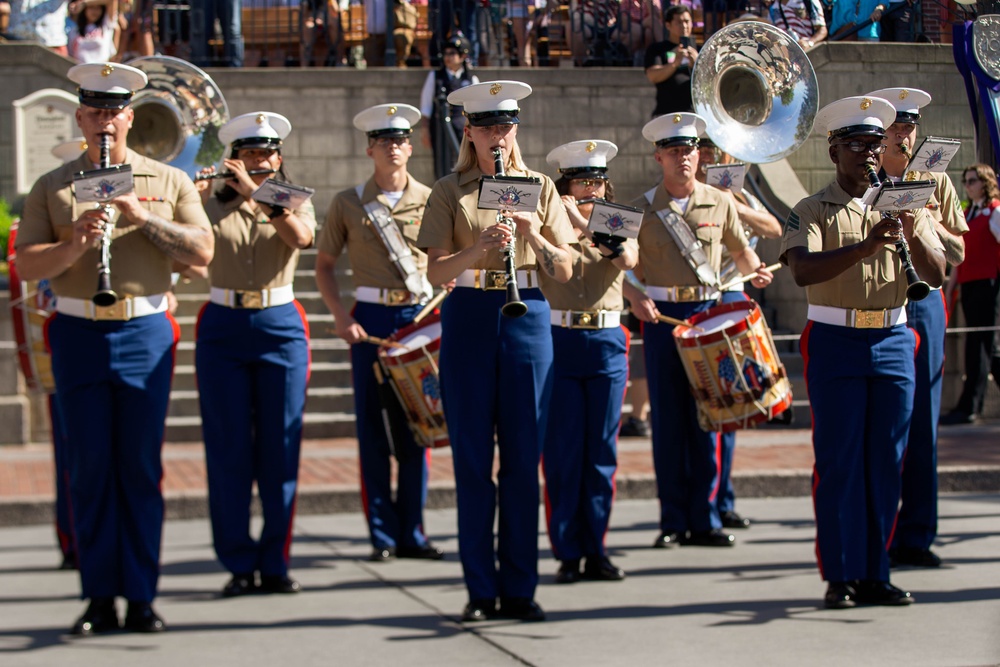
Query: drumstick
656 314 704 332
718 263 782 293
413 289 448 324
362 335 408 350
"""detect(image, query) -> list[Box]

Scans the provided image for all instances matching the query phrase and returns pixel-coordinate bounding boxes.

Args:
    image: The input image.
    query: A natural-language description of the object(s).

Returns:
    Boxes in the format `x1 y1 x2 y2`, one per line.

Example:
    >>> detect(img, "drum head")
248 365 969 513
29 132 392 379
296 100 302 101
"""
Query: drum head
677 302 756 339
386 321 443 357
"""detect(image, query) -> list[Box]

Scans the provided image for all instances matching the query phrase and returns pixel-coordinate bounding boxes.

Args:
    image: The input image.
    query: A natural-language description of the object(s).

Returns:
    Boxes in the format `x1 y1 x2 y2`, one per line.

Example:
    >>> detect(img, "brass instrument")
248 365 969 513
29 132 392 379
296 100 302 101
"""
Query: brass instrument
492 148 528 318
193 169 277 182
93 133 118 307
899 143 921 182
865 165 931 301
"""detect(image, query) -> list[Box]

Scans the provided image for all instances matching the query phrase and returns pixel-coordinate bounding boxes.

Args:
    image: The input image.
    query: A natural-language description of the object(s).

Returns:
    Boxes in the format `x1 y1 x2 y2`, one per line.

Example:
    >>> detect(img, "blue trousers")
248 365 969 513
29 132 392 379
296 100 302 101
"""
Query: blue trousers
893 291 946 551
48 311 178 602
439 287 553 602
542 325 629 561
197 301 310 577
644 299 722 534
802 321 915 583
48 395 76 562
715 291 749 515
350 301 430 551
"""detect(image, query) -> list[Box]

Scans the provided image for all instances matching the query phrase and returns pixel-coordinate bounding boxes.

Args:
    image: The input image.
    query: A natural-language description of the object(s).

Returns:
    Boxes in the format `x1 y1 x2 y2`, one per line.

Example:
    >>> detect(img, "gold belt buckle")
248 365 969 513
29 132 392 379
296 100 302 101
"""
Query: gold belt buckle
94 298 131 321
236 290 264 309
480 270 506 290
853 309 886 329
677 286 697 302
571 312 599 329
386 289 411 305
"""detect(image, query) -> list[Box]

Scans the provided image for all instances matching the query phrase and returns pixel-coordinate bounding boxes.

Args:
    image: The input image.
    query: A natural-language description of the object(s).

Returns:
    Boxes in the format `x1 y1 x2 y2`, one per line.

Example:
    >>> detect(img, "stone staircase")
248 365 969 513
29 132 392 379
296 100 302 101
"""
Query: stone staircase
165 247 357 442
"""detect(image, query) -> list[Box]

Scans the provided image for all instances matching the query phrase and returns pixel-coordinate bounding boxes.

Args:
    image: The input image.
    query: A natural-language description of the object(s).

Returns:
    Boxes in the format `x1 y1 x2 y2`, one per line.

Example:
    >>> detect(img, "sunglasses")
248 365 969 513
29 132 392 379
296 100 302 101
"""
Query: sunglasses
963 176 980 185
836 141 887 155
373 136 410 148
570 179 603 188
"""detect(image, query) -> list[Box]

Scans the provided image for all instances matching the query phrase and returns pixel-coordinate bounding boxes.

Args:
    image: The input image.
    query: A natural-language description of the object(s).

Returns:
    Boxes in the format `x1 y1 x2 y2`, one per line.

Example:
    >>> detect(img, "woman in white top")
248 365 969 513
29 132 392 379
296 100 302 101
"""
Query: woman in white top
67 0 119 63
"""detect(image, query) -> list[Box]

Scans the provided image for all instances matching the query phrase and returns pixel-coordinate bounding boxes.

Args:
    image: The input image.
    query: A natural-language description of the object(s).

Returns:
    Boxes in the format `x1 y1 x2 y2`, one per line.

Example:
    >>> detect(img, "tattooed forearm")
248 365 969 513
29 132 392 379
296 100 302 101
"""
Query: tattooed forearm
140 214 214 266
538 246 566 277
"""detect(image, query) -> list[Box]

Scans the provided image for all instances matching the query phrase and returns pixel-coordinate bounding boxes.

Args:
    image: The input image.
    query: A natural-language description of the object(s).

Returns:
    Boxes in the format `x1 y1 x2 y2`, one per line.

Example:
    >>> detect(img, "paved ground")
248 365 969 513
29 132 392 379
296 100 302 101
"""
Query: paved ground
2 421 1000 525
0 494 998 667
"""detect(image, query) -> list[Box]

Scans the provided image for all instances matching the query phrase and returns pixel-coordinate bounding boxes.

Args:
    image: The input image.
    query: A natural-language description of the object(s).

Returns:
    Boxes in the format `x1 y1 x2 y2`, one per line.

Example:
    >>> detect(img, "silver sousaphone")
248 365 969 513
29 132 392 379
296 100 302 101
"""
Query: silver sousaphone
125 56 230 178
691 21 818 284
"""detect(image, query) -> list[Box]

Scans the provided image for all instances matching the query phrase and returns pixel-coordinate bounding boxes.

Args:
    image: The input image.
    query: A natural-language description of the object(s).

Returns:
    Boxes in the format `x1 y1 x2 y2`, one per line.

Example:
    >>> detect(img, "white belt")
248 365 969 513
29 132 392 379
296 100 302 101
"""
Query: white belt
56 294 168 321
354 286 422 306
646 285 720 302
209 284 294 309
550 309 622 329
807 304 907 329
455 269 539 291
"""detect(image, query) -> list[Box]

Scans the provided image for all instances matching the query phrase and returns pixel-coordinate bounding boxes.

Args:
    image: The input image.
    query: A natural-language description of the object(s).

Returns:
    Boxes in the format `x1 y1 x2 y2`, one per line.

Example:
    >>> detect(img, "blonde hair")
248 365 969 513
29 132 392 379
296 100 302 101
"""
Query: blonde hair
453 131 528 175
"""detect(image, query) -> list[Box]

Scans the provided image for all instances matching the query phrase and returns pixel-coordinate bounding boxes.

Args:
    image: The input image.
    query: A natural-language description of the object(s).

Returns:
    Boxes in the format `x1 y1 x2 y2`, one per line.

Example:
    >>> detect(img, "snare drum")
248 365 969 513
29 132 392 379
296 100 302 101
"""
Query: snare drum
673 300 792 433
377 312 449 449
7 221 57 394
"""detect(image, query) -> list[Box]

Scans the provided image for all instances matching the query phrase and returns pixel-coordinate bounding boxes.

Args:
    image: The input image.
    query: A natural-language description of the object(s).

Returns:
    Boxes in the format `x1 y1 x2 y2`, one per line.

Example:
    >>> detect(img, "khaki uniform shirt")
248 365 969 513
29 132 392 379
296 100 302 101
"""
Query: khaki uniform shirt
416 166 576 268
779 179 945 310
631 181 747 287
539 234 636 311
203 195 317 291
16 148 211 299
922 170 968 266
317 176 431 289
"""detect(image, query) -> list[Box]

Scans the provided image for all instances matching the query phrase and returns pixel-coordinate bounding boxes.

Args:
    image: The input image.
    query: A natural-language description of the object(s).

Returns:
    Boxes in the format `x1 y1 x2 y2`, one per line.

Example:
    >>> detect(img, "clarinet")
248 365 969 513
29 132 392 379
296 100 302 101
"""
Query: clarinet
865 164 930 302
492 148 528 318
93 133 118 307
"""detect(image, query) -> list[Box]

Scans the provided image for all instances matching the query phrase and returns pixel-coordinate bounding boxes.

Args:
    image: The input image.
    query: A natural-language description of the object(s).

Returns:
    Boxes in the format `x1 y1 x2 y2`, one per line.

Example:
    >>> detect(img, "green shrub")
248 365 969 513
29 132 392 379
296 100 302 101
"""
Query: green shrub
0 198 14 263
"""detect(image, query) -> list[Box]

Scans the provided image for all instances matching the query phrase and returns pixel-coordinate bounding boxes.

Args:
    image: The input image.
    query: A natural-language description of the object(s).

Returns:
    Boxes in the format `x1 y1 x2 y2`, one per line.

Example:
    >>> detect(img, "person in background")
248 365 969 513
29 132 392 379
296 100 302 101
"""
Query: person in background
67 0 119 63
4 0 70 55
769 0 827 49
393 0 418 66
829 0 881 41
879 0 915 42
942 164 1000 424
189 0 244 67
541 139 637 585
419 32 479 180
644 4 698 118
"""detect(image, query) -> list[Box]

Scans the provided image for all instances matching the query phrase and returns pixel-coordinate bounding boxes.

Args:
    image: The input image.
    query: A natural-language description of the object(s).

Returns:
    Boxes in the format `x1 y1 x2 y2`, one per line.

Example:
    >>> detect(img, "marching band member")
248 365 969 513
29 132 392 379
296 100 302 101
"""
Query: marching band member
541 140 637 585
627 112 772 551
193 112 315 597
780 96 945 609
695 135 783 531
315 104 443 564
417 80 575 622
15 62 214 634
867 87 968 569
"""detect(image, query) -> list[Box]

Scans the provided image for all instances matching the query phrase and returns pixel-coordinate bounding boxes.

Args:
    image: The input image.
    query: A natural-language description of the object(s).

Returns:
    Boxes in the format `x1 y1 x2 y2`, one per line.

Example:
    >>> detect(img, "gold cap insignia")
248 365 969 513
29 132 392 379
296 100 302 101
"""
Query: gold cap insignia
586 141 597 153
387 105 397 115
490 83 502 96
256 113 267 124
860 98 872 110
101 65 114 77
79 141 88 151
898 90 909 100
673 114 682 124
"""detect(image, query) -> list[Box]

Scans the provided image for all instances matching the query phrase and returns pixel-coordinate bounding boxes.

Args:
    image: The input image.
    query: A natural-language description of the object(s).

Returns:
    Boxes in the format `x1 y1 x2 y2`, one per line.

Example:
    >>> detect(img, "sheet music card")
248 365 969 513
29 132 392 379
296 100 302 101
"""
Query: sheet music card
587 200 643 239
253 179 315 210
705 163 746 192
870 179 937 211
73 166 134 203
904 136 961 177
477 175 543 213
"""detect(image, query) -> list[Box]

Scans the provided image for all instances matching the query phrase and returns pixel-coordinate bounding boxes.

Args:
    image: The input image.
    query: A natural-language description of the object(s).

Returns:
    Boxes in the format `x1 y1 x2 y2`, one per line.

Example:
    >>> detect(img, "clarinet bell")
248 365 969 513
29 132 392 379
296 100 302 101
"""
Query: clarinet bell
904 272 930 302
501 285 528 318
93 284 119 307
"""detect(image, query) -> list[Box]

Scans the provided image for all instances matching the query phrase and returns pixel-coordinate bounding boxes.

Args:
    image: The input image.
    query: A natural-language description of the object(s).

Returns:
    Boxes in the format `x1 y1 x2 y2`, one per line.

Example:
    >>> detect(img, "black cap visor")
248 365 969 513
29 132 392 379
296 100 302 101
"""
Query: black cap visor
366 127 413 139
828 124 886 142
894 111 920 125
655 136 699 149
561 167 609 180
232 137 283 152
79 89 133 109
465 109 520 127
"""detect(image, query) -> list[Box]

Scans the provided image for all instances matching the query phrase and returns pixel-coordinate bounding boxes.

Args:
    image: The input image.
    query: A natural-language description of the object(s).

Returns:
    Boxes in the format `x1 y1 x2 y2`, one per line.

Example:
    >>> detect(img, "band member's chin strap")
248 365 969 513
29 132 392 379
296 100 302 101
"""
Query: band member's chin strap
645 187 720 288
356 183 433 303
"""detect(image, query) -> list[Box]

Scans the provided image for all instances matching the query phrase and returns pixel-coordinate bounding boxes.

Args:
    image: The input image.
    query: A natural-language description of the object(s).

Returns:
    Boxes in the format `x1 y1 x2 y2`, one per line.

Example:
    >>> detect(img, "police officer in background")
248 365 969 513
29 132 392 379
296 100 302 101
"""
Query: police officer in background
15 62 214 634
866 87 968 569
194 111 316 597
315 104 443 564
628 112 772 550
419 32 479 179
780 96 945 609
541 140 637 585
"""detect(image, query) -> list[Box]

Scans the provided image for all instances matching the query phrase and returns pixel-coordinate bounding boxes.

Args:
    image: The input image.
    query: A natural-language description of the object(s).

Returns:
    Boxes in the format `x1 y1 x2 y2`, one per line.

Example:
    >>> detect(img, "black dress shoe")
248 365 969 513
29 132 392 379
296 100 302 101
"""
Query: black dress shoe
720 511 751 529
823 582 857 609
582 556 626 581
683 530 736 547
940 410 976 425
889 547 942 568
555 559 581 584
652 531 683 548
222 573 257 597
71 598 119 636
59 553 78 570
369 547 396 562
123 602 165 633
259 574 301 594
619 416 651 437
498 597 546 622
854 580 914 606
396 544 444 560
460 598 496 622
